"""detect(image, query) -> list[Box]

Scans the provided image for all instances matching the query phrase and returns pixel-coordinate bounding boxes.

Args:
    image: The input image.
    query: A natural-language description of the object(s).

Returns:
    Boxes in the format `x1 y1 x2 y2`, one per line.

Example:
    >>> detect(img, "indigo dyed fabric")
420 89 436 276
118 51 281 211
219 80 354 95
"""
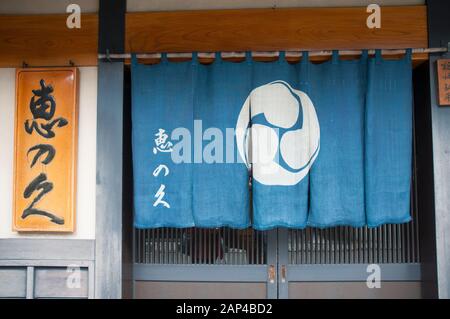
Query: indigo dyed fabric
132 54 195 228
132 50 413 229
365 50 413 227
307 51 367 228
193 53 251 228
132 53 251 229
249 53 314 230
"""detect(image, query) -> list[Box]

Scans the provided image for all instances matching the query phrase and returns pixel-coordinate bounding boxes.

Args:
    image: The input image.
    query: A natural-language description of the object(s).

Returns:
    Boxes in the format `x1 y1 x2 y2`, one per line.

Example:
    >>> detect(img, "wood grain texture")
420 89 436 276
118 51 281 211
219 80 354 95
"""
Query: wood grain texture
13 68 79 232
0 239 95 260
34 267 89 298
288 282 422 299
0 268 27 298
437 59 450 106
0 7 428 67
0 14 97 67
126 6 428 53
95 62 124 299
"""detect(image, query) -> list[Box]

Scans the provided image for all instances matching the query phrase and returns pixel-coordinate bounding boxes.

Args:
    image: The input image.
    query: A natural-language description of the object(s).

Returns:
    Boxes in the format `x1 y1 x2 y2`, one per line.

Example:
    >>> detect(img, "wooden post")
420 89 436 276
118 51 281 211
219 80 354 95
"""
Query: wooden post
95 0 126 299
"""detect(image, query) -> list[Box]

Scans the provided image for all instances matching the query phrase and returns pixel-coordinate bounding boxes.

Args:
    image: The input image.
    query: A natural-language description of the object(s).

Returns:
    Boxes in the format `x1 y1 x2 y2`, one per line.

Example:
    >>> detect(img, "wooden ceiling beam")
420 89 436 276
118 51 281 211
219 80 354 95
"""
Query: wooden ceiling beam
126 6 428 53
0 6 429 67
0 14 98 67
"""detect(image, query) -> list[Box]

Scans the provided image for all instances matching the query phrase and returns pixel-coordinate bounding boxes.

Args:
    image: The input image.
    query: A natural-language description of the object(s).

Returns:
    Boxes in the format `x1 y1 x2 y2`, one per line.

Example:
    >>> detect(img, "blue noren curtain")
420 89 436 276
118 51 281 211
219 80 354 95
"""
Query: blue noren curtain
131 50 413 230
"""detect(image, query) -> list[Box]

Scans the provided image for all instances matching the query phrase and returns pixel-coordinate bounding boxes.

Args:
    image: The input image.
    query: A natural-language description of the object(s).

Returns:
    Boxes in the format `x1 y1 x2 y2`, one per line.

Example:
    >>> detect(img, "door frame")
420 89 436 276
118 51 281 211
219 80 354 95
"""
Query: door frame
277 228 422 299
93 0 449 298
132 229 278 299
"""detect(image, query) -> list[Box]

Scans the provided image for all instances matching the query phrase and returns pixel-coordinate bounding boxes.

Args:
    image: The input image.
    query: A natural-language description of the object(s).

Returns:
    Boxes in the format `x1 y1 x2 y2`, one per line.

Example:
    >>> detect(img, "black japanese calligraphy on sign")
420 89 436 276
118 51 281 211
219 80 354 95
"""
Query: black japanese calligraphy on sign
27 144 55 167
437 59 450 106
24 79 68 138
21 79 68 225
22 173 64 225
441 61 450 71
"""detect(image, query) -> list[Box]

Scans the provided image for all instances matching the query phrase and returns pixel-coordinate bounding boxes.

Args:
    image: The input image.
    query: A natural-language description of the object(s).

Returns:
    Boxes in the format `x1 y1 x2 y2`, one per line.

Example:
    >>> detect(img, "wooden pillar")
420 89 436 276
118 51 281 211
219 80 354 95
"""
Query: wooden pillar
427 0 450 299
414 0 450 299
95 0 126 299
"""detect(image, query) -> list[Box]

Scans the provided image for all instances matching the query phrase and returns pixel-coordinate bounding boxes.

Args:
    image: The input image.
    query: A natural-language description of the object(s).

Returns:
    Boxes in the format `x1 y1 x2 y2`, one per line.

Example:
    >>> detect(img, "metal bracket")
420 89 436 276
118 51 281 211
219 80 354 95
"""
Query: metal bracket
105 49 112 63
268 264 276 284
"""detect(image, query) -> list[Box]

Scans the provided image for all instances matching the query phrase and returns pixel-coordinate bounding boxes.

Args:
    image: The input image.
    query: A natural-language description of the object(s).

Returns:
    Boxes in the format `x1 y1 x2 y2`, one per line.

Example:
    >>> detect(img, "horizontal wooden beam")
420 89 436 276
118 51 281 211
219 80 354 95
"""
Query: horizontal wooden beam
125 6 428 53
0 239 95 260
0 7 429 68
0 14 98 67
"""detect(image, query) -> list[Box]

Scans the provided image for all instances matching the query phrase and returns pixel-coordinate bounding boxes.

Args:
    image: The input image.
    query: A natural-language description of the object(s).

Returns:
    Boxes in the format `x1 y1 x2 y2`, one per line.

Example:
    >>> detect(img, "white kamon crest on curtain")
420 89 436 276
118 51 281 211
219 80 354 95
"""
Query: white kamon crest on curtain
236 81 320 186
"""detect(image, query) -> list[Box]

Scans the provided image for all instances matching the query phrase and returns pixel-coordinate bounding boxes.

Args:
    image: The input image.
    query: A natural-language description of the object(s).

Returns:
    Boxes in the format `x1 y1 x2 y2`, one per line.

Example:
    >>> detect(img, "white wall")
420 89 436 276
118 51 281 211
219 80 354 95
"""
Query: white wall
0 67 97 239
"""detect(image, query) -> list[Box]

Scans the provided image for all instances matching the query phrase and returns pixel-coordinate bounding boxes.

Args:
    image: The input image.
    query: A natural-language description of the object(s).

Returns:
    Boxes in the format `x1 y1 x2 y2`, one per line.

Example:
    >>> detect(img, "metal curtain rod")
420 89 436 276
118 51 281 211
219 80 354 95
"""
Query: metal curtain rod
98 47 448 59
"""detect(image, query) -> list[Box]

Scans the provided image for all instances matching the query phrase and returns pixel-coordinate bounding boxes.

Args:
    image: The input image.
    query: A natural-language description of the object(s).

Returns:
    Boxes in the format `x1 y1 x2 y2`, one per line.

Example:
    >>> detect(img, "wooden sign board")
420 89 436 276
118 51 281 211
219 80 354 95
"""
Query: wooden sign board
437 59 450 106
13 68 78 232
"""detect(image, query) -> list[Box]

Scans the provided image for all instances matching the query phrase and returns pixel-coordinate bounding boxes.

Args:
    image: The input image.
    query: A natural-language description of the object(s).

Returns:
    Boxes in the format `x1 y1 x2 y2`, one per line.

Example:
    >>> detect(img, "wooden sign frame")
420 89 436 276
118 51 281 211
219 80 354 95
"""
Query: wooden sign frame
13 67 79 232
437 59 450 106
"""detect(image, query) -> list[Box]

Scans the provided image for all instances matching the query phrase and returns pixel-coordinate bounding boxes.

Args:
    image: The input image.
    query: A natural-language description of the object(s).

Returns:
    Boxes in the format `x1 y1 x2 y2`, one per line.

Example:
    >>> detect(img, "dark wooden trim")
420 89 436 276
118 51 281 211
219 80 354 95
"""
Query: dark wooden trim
413 62 439 299
427 0 450 48
122 66 134 299
98 0 125 54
